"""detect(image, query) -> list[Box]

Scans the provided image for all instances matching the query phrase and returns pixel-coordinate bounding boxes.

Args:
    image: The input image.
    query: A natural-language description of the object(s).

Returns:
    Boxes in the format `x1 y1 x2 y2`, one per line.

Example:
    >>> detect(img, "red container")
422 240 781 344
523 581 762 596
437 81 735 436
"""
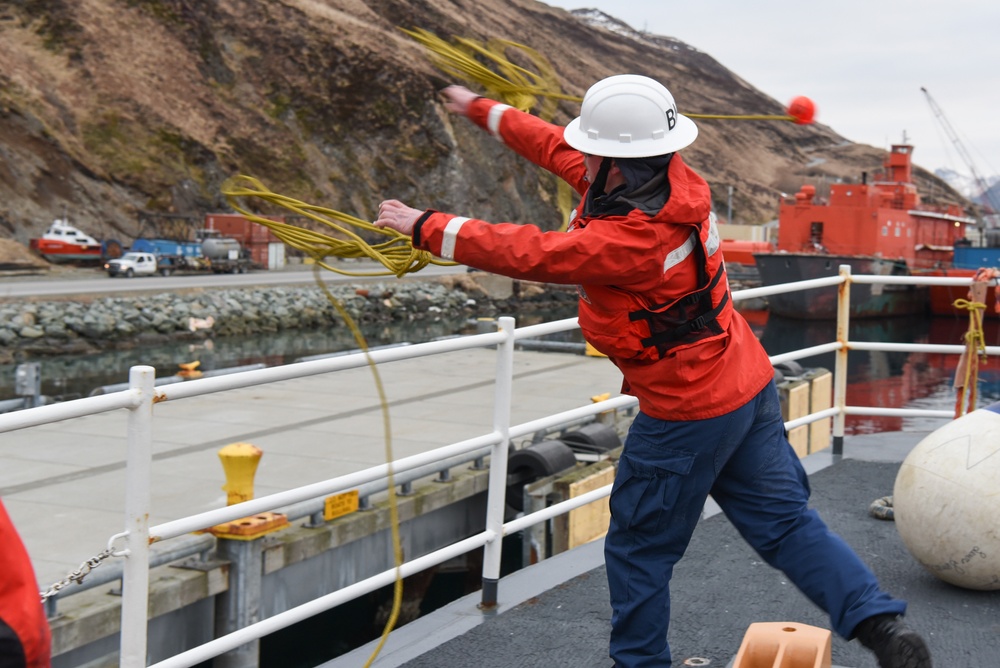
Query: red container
250 223 278 243
246 241 270 267
204 214 281 245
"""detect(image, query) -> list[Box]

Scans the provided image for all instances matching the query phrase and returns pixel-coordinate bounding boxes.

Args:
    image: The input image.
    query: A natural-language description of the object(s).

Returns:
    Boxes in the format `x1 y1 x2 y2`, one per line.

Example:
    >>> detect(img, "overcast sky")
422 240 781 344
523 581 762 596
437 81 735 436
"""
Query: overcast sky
541 1 1000 190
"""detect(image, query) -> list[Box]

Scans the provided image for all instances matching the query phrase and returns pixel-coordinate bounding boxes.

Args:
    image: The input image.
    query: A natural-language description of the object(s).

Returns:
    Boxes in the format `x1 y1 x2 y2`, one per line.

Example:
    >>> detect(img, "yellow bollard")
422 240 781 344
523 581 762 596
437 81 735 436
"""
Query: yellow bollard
177 360 203 379
591 392 614 424
208 442 289 540
218 442 263 506
732 621 832 668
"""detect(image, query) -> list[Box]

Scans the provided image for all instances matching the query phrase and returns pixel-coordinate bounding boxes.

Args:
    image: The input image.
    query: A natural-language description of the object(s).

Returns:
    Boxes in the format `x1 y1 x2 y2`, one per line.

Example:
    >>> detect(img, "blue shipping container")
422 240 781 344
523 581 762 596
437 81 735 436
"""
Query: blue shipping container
131 238 203 257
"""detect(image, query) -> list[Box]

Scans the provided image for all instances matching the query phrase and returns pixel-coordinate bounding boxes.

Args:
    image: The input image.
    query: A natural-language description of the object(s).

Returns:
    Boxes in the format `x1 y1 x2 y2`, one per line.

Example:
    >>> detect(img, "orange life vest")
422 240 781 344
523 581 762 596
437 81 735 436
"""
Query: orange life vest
575 211 731 362
413 97 774 420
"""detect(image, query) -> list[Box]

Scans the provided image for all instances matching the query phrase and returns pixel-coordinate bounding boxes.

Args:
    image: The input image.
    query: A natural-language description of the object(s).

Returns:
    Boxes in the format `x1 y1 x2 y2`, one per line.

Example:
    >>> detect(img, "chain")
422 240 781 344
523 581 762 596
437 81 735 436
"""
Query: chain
39 531 130 602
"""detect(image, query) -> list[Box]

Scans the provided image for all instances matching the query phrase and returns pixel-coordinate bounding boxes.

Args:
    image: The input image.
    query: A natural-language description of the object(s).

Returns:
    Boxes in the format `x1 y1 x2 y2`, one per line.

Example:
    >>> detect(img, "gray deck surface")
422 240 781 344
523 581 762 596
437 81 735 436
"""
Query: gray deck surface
333 438 1000 668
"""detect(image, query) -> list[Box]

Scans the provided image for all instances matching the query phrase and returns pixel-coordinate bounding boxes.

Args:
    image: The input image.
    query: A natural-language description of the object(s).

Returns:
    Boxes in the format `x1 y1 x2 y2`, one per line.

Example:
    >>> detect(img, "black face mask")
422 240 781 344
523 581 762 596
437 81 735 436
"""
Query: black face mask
615 154 673 191
584 154 674 218
583 157 632 217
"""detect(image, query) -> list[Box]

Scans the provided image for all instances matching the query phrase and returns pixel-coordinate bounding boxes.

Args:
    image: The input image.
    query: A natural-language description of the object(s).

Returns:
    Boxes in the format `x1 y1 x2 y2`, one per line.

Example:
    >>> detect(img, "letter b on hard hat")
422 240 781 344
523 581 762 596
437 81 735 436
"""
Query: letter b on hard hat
563 74 698 158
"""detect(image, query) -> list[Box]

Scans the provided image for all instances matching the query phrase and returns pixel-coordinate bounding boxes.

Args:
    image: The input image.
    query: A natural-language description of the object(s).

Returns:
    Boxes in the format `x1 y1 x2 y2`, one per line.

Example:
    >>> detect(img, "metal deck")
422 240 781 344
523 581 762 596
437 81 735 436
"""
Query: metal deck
331 433 1000 668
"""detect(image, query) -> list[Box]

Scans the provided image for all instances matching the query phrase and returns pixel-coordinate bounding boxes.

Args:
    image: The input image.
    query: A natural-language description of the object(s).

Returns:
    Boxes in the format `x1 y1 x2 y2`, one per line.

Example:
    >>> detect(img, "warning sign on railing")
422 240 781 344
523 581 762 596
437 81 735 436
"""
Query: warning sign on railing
324 490 360 521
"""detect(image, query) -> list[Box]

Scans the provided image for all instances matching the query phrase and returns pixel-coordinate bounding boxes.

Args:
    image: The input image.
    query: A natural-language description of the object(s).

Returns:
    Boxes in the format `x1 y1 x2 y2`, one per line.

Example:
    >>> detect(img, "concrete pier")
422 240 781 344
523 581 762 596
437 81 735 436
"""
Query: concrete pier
1 347 626 665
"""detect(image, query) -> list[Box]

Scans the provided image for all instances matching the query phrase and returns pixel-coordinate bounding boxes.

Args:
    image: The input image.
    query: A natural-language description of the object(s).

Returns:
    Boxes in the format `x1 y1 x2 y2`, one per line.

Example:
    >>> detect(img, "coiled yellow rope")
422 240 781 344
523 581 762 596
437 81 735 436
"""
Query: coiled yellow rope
400 27 810 229
951 268 998 418
952 297 988 418
221 175 456 277
401 27 801 122
307 269 405 668
222 178 418 664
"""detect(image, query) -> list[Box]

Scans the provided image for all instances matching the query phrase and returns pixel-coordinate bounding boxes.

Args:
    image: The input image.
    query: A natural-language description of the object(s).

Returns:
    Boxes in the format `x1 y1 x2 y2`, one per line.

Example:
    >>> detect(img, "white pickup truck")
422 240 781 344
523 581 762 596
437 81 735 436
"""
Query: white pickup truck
104 252 174 277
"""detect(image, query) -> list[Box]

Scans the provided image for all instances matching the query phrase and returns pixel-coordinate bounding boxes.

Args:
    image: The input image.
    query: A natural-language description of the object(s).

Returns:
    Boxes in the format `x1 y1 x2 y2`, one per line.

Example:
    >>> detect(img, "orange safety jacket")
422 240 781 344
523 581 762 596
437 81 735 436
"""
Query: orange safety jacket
413 98 774 420
0 500 51 668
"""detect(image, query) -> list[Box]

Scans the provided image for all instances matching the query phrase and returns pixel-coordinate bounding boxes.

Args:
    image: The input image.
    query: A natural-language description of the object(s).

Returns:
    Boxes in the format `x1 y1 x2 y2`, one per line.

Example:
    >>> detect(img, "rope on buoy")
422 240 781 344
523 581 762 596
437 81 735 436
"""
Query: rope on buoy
868 495 894 521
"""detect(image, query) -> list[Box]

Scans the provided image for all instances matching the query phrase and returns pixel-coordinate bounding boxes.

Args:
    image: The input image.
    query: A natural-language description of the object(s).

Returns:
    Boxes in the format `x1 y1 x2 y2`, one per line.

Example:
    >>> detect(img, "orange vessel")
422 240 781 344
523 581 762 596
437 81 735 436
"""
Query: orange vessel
752 144 976 319
925 243 1000 318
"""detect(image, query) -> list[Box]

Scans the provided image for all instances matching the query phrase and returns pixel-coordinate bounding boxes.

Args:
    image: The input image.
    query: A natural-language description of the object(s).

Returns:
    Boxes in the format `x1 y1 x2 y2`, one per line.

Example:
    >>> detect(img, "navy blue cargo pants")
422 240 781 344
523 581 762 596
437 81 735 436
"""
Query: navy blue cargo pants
605 380 906 667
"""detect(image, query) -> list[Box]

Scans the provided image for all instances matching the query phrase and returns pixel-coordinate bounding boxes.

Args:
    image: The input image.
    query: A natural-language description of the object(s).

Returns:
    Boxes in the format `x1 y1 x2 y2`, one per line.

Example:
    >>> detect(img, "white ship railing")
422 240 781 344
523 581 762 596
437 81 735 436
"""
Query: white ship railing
1 265 997 667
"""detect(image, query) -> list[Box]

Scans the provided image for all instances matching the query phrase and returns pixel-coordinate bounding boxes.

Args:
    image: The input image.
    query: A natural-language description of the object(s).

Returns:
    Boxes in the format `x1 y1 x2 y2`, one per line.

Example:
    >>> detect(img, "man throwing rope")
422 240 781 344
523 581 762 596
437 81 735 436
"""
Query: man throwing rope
375 75 931 668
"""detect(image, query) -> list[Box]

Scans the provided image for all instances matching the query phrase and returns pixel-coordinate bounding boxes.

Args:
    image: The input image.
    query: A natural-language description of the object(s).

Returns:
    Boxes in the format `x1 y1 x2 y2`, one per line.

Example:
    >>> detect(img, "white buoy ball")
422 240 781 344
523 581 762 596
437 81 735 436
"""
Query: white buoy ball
894 402 1000 590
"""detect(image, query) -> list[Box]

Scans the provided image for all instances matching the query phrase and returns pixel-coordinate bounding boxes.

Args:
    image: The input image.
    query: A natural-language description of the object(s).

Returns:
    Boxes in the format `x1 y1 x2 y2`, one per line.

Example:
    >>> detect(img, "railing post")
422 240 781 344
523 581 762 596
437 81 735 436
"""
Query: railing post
120 365 156 667
211 442 285 668
213 538 263 668
481 316 515 611
833 265 852 457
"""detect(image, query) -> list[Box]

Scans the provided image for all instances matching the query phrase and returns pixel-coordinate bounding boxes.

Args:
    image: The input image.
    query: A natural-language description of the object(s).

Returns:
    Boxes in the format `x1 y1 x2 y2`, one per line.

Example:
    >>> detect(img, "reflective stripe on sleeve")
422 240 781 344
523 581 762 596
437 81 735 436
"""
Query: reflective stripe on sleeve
706 212 721 256
440 217 470 260
663 230 697 272
487 104 512 140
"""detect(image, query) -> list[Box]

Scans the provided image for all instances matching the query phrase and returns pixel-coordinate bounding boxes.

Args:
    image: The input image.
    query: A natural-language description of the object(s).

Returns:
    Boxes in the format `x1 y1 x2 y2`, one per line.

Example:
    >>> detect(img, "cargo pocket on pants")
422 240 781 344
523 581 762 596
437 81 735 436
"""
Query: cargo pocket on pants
610 449 694 534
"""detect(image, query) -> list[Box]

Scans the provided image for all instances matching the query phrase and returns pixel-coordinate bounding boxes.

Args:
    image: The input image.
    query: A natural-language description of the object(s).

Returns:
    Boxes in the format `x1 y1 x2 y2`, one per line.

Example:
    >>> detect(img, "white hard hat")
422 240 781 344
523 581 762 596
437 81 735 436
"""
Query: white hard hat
563 74 698 158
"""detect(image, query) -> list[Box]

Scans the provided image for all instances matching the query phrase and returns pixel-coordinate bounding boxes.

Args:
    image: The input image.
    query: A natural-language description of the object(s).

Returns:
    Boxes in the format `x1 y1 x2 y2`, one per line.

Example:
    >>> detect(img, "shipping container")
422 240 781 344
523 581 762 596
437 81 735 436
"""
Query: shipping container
247 242 269 268
130 238 203 257
204 213 281 245
239 239 285 271
267 242 286 270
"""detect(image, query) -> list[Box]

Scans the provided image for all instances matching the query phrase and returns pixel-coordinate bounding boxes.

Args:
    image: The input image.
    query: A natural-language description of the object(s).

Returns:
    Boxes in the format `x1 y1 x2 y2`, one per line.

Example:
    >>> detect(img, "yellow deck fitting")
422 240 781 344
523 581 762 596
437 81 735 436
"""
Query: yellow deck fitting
590 391 616 424
177 360 203 379
206 511 289 541
218 442 263 505
206 442 290 540
732 621 832 668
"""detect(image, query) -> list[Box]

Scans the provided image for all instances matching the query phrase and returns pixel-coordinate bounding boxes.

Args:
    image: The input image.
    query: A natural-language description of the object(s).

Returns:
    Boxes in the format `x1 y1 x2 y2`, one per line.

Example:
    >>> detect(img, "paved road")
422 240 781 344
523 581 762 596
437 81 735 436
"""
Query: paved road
0 260 469 299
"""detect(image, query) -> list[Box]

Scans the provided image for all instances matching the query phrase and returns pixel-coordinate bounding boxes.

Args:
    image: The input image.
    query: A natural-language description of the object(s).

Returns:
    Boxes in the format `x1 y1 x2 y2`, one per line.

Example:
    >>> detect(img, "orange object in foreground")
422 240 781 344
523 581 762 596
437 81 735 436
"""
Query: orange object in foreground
732 621 832 668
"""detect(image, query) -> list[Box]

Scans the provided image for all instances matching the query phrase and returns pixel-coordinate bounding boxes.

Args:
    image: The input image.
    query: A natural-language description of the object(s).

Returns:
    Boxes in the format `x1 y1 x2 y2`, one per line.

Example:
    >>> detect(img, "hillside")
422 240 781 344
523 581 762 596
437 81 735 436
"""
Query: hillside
0 0 967 249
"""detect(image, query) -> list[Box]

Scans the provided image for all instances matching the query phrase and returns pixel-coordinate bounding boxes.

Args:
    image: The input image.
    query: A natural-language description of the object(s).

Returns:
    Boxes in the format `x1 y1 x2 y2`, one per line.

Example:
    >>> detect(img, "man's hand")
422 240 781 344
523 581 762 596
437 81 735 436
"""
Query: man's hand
440 85 479 116
375 200 423 237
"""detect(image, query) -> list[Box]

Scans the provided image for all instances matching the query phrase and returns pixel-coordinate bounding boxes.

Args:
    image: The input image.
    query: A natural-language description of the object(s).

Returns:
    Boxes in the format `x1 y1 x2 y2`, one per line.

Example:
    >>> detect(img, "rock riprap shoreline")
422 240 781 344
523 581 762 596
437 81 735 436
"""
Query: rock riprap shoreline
0 275 578 363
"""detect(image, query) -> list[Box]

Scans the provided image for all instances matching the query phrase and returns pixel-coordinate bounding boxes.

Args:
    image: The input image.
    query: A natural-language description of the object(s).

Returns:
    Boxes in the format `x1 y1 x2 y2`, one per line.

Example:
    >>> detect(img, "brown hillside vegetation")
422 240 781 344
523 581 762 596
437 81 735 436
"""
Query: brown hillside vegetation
0 0 965 248
0 238 48 268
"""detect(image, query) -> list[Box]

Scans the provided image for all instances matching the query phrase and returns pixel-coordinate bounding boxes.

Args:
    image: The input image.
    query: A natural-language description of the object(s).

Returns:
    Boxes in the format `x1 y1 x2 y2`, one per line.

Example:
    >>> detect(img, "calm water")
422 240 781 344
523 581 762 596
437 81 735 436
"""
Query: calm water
3 309 999 434
757 311 1000 433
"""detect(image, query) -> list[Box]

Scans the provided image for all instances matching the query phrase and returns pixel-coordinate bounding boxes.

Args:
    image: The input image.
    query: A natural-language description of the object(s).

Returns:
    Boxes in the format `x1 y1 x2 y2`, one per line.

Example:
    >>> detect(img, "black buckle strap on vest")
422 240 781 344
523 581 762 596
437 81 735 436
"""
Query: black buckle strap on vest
638 290 729 349
628 260 727 323
623 223 729 357
624 260 729 355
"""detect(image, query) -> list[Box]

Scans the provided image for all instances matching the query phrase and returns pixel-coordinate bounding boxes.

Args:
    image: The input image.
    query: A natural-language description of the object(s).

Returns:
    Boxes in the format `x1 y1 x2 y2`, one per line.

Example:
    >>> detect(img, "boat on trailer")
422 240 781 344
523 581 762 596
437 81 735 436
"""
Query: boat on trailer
29 218 105 263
